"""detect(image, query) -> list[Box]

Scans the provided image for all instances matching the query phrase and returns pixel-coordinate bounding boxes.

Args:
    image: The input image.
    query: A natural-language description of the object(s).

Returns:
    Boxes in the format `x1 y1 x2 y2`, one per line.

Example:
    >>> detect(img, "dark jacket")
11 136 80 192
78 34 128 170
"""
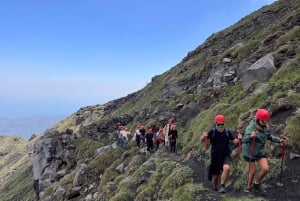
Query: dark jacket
242 120 281 159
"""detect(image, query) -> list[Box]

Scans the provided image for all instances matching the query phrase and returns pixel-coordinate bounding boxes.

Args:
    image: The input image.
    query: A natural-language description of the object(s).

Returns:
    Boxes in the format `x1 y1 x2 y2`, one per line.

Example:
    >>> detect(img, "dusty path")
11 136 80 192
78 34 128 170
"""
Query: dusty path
165 148 300 201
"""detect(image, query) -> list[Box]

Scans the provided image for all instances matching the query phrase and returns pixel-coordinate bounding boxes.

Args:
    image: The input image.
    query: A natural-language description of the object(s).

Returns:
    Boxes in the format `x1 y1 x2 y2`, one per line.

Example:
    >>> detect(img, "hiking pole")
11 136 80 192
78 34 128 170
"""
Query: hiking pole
203 134 209 183
246 134 256 190
277 140 286 187
250 134 256 159
238 131 242 154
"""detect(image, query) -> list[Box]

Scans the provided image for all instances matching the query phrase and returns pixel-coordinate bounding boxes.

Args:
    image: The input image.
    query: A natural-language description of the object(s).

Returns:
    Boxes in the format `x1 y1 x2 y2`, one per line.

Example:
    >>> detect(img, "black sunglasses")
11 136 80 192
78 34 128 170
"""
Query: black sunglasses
216 123 224 126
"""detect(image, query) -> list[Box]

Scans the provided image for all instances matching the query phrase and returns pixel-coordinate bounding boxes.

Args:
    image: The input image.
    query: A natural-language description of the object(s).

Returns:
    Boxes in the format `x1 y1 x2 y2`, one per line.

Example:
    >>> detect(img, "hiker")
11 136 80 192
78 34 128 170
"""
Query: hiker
145 128 154 152
134 125 142 147
201 114 242 193
139 125 146 147
116 125 124 146
169 124 178 153
122 127 130 148
155 127 164 151
242 109 288 193
163 118 173 148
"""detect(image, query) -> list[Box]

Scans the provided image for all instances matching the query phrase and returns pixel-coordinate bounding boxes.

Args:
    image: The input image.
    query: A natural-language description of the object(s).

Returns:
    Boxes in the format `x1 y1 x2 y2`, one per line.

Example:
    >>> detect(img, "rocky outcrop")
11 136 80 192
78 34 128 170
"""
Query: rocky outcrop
33 128 75 199
240 53 276 89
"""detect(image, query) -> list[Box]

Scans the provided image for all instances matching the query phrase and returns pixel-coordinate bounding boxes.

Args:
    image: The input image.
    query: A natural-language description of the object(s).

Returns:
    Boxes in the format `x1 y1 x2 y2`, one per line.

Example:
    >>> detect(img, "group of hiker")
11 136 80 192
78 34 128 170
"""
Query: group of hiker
201 108 288 194
116 118 178 153
116 108 287 194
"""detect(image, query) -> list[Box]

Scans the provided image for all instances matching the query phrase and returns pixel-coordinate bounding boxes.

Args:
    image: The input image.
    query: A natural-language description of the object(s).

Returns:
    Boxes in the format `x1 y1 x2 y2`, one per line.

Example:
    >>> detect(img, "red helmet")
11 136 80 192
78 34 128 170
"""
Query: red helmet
256 109 270 121
215 115 225 123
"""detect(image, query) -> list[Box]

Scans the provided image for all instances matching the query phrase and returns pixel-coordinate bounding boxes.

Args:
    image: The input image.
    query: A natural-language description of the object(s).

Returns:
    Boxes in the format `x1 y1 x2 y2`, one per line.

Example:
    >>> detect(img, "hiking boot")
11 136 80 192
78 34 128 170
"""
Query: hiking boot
253 183 265 193
243 188 252 193
218 186 226 193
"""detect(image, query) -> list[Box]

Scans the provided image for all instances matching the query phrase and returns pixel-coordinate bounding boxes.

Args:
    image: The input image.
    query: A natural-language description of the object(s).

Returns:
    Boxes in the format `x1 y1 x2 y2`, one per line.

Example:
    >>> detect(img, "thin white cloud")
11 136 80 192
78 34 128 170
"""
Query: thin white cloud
252 0 278 4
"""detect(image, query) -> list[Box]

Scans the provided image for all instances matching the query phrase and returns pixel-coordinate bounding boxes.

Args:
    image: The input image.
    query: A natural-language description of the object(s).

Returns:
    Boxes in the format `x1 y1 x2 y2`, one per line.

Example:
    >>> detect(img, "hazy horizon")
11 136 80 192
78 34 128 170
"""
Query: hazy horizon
0 0 277 119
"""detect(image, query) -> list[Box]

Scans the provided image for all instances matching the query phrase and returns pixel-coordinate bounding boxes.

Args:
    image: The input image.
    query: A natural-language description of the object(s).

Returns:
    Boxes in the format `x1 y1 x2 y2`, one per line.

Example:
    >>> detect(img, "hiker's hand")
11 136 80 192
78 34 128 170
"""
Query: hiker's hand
280 136 288 144
201 131 208 141
237 133 242 140
251 130 256 138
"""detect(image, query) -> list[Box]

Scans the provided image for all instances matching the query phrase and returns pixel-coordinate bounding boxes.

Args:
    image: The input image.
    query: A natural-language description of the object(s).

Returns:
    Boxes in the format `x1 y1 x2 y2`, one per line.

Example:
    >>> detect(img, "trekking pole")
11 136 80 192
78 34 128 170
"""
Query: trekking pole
238 130 242 154
250 135 256 159
277 140 286 187
203 133 209 183
245 134 256 190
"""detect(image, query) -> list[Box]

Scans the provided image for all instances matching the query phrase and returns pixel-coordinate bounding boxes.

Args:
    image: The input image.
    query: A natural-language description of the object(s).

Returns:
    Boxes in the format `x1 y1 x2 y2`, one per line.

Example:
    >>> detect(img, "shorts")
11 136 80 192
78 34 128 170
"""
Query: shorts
208 156 232 180
243 153 267 162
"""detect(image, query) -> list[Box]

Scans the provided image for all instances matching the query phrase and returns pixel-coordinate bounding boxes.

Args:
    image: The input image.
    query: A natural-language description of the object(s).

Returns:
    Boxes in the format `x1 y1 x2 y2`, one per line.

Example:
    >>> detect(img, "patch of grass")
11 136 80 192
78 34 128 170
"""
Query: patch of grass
284 110 300 147
134 186 155 201
59 172 75 196
159 166 193 199
0 165 34 201
73 137 104 164
87 152 116 175
276 25 300 47
271 55 300 84
98 168 119 191
221 197 267 201
173 183 203 201
109 190 135 201
126 154 148 174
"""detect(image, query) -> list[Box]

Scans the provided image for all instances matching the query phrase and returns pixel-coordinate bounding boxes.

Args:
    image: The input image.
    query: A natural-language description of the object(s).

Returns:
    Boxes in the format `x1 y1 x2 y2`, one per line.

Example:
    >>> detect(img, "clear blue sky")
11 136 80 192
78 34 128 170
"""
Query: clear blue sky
0 0 276 118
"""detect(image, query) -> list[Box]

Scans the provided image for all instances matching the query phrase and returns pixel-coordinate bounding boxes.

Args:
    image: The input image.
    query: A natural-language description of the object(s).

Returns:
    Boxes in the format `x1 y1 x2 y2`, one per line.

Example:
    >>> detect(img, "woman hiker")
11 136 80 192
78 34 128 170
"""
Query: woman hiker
242 109 288 193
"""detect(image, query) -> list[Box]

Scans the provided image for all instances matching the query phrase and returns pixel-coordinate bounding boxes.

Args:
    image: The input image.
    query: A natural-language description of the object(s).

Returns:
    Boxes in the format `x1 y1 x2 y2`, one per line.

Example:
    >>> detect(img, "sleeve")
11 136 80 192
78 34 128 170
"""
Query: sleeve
207 129 213 140
228 130 235 141
266 131 281 143
242 126 252 143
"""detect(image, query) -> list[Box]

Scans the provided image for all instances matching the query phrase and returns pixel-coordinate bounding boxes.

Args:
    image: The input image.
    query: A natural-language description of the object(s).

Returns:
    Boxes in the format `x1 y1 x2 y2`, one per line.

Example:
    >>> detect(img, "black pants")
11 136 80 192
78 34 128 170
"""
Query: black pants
170 139 176 152
136 135 141 147
147 141 153 151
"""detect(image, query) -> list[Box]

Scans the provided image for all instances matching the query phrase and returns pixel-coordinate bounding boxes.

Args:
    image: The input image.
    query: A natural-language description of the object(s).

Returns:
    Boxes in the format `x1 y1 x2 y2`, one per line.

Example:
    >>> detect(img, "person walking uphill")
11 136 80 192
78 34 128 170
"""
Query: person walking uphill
201 115 242 193
163 118 173 148
134 125 142 147
145 128 154 152
155 128 164 151
242 109 288 193
169 124 178 153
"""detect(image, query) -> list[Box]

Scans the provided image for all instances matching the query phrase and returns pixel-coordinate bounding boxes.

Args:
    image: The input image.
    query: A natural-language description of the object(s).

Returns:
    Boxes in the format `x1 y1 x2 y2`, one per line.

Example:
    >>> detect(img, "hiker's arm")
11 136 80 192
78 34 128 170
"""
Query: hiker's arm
242 131 252 143
200 131 208 142
266 131 281 143
232 133 243 144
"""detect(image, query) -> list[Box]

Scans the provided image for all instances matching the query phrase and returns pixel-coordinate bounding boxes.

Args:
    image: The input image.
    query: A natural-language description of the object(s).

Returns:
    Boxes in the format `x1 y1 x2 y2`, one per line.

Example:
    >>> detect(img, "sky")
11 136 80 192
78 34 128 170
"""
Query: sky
0 0 277 118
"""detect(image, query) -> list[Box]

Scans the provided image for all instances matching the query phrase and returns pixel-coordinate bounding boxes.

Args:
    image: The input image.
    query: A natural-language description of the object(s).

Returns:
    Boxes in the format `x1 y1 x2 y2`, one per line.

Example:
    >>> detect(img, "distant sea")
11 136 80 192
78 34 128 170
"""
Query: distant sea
0 115 67 140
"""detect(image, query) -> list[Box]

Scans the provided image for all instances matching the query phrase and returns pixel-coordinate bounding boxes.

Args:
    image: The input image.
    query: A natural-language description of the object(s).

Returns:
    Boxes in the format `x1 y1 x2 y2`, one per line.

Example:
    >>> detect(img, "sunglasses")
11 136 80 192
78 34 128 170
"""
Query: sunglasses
216 123 224 127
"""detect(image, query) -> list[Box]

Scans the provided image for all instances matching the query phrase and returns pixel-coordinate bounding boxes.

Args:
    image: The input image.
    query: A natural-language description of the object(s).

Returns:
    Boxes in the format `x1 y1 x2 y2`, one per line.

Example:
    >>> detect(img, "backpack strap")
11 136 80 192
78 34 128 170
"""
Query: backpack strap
211 128 230 141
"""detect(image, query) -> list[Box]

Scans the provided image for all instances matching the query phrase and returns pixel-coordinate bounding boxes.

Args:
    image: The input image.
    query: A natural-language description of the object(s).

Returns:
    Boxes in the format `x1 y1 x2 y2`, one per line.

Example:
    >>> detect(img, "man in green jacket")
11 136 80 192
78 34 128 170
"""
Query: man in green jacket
242 109 287 193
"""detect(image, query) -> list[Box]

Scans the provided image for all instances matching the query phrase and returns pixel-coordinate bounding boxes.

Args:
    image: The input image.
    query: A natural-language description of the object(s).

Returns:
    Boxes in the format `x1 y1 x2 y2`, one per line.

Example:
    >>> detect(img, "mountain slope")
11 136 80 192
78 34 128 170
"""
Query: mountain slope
1 0 300 200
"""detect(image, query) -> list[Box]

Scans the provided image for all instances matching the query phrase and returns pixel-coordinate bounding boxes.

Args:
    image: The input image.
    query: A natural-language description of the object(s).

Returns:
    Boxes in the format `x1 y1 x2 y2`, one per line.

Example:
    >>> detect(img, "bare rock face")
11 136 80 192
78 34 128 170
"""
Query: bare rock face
33 128 75 199
240 53 276 89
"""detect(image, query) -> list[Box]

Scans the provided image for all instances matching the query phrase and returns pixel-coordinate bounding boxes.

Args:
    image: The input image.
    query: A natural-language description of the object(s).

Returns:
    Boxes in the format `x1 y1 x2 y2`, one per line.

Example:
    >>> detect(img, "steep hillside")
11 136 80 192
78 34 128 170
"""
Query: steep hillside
1 0 300 200
0 136 39 201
